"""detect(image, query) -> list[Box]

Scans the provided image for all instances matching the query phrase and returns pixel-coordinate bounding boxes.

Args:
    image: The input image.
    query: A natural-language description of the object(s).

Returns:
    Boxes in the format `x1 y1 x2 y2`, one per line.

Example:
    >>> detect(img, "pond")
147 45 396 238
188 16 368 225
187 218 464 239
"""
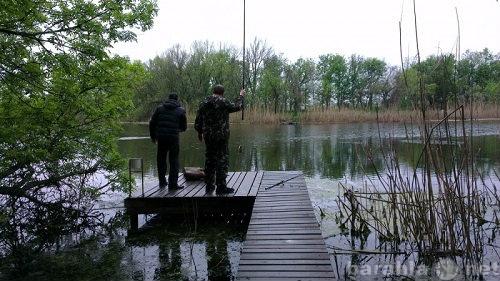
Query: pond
113 120 500 280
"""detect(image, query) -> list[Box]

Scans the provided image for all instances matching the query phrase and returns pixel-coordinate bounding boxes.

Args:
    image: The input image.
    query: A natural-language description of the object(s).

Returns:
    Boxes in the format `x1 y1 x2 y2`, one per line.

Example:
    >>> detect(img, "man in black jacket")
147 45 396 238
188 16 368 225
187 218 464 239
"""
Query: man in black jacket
149 92 187 189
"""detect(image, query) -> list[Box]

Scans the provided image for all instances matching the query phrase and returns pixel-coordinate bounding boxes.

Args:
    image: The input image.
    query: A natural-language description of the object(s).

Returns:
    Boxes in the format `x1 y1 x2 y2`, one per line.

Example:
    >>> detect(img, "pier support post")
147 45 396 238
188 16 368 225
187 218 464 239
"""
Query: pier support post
128 212 138 230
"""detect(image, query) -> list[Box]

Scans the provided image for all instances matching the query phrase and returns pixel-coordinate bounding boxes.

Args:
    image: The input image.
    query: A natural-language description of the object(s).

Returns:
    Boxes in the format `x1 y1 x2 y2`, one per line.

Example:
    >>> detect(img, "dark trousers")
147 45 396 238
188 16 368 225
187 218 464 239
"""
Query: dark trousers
204 138 229 188
157 137 180 187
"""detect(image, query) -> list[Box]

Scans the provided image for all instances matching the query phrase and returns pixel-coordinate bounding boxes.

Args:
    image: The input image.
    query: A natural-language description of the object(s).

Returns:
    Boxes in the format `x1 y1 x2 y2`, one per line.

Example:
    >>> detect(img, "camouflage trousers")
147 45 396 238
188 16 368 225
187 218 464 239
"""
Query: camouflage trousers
204 138 229 188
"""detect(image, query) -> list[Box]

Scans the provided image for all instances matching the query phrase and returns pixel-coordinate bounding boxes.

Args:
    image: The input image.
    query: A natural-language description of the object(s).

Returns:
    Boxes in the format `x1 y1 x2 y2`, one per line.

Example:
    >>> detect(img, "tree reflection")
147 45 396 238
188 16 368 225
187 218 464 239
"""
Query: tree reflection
125 217 245 281
156 239 183 280
206 238 231 280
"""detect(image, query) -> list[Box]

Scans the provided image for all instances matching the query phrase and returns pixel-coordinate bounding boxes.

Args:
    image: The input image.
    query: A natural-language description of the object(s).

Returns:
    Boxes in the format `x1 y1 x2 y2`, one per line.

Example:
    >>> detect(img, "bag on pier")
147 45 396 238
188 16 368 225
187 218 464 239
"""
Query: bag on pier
183 167 205 181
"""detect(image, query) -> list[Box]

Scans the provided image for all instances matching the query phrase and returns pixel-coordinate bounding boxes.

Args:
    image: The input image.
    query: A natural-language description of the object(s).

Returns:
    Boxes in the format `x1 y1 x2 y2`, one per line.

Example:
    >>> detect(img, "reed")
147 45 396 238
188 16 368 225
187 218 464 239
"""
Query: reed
336 106 499 278
194 104 500 125
334 93 500 280
333 5 499 272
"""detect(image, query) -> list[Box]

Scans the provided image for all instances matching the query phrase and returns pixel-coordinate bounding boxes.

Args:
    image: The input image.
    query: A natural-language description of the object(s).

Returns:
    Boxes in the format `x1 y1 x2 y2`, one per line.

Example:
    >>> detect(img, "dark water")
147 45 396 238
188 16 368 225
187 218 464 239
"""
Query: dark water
112 121 500 280
3 121 498 281
10 121 495 281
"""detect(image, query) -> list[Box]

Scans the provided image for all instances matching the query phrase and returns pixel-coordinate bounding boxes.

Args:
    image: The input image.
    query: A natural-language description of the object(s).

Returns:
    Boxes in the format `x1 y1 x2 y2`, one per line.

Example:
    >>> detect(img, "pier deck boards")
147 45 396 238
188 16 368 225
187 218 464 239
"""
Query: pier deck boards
124 171 263 229
235 171 335 280
124 171 335 279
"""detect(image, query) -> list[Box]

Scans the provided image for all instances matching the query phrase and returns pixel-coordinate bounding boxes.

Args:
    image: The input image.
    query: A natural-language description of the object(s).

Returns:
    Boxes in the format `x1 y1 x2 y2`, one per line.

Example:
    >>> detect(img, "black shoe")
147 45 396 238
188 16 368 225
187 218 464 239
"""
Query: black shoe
205 184 215 193
169 185 183 190
216 187 234 194
159 182 167 188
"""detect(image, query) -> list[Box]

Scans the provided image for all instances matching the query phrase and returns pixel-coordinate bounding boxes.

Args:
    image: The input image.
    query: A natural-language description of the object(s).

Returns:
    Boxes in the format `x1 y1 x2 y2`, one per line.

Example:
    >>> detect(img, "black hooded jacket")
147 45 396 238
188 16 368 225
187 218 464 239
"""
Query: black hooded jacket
149 99 187 140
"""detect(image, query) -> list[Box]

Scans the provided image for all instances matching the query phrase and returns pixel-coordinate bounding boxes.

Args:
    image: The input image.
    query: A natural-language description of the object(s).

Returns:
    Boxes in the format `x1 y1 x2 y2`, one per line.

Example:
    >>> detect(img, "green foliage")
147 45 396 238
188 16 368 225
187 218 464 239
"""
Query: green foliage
131 42 500 120
360 57 387 110
260 55 286 113
0 0 157 270
485 81 500 103
1 236 130 281
284 58 316 114
317 54 343 108
133 42 243 120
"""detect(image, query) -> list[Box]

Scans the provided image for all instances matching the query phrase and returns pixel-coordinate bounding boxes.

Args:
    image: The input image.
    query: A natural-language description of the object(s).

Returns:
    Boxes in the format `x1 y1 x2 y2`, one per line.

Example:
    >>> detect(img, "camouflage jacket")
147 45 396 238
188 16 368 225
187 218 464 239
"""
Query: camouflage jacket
194 94 243 141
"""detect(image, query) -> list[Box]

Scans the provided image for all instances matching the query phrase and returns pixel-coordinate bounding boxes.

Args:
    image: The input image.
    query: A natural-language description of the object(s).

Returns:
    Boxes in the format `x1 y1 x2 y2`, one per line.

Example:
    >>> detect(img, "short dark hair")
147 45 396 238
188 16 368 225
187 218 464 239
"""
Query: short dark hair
169 92 178 100
212 84 224 95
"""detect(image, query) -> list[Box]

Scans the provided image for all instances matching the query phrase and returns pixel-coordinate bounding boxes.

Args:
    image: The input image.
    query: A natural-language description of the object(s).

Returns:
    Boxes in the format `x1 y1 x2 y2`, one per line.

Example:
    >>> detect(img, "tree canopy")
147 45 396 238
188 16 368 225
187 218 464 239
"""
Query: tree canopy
0 0 157 273
131 41 500 120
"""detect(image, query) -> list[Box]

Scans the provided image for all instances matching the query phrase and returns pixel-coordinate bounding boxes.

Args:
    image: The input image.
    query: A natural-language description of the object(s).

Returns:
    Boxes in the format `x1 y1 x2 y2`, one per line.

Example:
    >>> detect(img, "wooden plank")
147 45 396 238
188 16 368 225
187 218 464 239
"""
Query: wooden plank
138 171 260 198
247 224 320 230
141 185 160 197
236 271 335 278
238 265 333 272
236 171 335 280
234 277 336 281
249 213 317 220
244 233 326 240
258 192 309 198
245 217 318 225
248 171 264 196
239 243 330 250
255 196 311 203
239 245 328 251
234 278 331 281
251 207 316 214
254 203 312 209
233 171 251 196
256 194 311 201
124 172 257 218
227 171 242 191
184 180 206 197
239 252 330 260
238 264 334 270
241 238 328 246
245 228 322 235
257 197 309 203
251 211 315 218
169 180 196 198
125 171 335 280
235 171 258 196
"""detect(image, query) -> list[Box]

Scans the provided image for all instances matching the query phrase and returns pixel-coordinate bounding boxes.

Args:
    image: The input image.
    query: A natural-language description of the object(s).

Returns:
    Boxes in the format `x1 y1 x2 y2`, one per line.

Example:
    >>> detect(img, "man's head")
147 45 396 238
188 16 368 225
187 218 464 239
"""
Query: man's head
212 84 225 95
169 92 178 100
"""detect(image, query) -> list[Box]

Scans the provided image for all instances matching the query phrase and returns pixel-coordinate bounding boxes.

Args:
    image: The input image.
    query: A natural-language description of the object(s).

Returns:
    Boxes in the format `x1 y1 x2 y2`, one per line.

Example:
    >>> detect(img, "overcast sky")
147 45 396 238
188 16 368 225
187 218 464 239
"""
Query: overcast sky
112 0 500 66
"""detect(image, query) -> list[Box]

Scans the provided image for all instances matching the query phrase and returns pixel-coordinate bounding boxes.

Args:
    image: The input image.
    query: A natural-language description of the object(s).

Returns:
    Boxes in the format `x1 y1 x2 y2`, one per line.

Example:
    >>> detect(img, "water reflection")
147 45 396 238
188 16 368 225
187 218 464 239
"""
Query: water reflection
119 121 500 185
4 122 499 280
117 121 500 280
125 218 246 281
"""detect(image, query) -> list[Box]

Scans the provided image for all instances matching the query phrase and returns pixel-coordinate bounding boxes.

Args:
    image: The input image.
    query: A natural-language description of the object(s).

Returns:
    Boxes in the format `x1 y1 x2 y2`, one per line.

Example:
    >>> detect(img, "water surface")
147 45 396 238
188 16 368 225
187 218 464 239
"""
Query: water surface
116 121 500 280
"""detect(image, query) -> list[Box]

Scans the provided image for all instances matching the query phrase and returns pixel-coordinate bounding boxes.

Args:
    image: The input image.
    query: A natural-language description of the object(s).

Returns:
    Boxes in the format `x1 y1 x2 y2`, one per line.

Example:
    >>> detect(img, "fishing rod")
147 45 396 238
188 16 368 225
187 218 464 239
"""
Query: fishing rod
241 0 245 120
265 174 302 190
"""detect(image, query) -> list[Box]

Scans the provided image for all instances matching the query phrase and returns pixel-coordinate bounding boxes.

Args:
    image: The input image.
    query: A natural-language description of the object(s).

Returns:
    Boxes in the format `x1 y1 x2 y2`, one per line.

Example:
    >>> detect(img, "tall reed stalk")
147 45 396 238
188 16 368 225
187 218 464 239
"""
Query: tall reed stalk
335 80 499 279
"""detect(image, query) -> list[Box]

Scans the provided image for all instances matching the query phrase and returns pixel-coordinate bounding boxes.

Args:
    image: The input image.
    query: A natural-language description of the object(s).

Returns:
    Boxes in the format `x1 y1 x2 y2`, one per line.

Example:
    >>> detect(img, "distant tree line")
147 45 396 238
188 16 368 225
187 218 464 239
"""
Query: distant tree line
132 39 500 120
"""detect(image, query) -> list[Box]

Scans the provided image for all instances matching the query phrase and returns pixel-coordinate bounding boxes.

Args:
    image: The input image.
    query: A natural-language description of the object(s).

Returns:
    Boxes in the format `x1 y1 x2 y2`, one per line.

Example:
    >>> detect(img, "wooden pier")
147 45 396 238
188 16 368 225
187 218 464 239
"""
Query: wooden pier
236 171 335 280
124 171 264 229
124 171 335 280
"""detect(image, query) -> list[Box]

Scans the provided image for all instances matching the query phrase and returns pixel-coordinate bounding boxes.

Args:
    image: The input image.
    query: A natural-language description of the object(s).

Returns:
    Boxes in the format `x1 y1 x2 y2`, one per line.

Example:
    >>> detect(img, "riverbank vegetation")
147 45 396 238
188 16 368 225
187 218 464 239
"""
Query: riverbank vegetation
128 40 500 125
2 1 500 280
0 1 158 278
129 38 500 278
220 103 500 124
334 104 500 279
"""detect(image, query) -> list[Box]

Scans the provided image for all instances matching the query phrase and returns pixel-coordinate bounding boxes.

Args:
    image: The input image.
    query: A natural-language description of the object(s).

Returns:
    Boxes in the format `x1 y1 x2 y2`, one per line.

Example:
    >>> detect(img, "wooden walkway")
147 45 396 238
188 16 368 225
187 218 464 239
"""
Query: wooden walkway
124 171 335 279
236 171 335 280
124 171 264 229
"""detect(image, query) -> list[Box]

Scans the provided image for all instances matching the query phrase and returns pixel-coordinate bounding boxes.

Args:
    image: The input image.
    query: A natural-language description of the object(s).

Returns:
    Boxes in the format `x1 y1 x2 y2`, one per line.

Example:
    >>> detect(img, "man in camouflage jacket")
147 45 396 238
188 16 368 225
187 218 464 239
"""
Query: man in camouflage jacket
194 84 246 194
